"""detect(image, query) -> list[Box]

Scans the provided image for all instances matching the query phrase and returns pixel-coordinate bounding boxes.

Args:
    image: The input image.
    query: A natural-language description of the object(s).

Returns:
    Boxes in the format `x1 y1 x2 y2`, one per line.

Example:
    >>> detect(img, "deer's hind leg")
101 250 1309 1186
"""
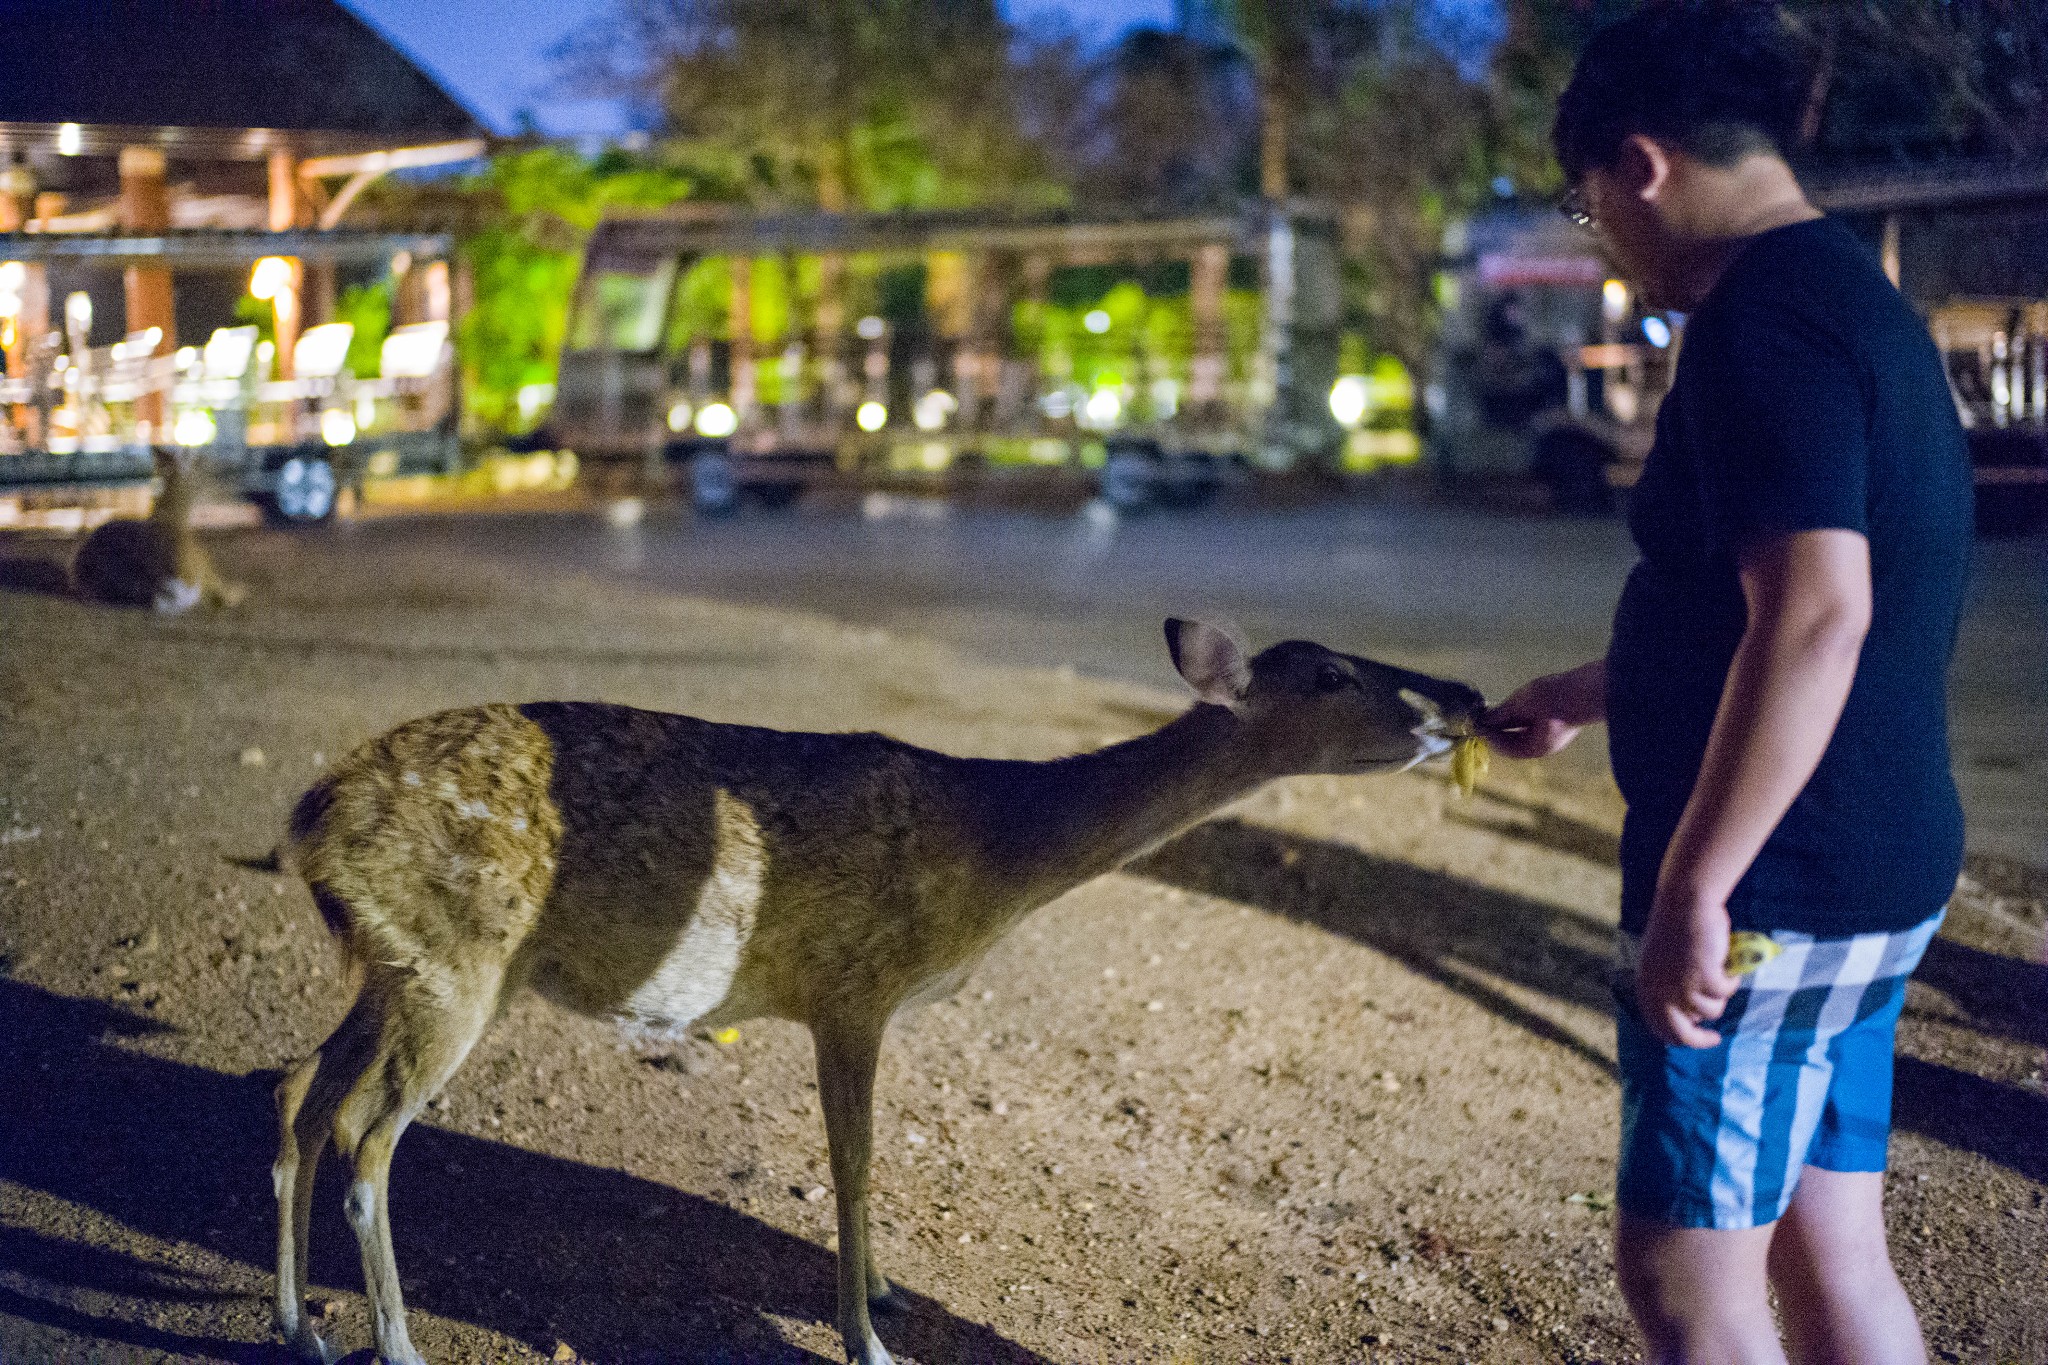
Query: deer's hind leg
275 994 381 1364
329 964 502 1365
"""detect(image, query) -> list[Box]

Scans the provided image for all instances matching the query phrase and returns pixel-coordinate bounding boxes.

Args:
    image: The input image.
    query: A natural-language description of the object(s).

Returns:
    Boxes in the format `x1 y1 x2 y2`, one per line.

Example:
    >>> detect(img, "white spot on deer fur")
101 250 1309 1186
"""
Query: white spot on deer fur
401 772 422 787
621 789 766 1030
452 798 492 820
508 815 528 833
343 1179 376 1231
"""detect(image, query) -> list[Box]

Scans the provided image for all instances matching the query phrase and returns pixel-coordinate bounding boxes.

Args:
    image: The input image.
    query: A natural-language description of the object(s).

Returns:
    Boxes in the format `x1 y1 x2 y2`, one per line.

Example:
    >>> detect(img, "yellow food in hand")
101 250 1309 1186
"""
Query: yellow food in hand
1449 735 1489 797
1723 932 1782 977
712 1027 741 1045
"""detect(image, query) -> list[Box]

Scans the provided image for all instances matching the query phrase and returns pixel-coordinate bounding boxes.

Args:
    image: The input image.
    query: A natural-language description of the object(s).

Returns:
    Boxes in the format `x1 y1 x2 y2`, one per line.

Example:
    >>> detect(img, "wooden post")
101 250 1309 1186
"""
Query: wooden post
1190 241 1229 416
729 256 756 418
119 146 176 434
267 149 308 379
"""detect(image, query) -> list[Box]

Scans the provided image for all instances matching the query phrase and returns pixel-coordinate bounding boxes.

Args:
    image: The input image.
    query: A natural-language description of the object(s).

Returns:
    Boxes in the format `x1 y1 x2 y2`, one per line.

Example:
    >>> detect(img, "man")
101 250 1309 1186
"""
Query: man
1482 6 1972 1363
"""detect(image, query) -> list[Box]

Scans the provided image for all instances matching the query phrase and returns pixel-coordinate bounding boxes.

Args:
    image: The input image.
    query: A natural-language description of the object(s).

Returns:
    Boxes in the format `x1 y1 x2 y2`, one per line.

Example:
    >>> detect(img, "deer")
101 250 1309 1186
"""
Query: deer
265 619 1482 1365
72 446 243 613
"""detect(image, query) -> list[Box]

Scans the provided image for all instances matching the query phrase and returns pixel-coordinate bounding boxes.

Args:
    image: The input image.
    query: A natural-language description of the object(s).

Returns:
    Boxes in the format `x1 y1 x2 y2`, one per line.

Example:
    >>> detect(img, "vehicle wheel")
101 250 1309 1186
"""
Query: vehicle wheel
267 455 339 525
1975 485 2048 536
690 452 741 517
1154 476 1220 511
748 482 803 511
1531 429 1614 515
1100 450 1159 511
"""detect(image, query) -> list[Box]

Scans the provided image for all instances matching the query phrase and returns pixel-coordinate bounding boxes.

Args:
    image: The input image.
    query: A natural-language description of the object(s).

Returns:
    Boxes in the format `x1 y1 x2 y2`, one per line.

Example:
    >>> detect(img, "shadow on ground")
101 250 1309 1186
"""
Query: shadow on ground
1135 817 2048 1184
0 550 74 597
1134 816 1621 1074
0 981 1048 1365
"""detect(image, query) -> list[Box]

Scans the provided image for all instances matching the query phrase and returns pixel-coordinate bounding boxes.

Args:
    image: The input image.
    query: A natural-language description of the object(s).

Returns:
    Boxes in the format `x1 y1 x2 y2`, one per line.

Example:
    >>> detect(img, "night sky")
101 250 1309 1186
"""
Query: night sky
341 0 1179 140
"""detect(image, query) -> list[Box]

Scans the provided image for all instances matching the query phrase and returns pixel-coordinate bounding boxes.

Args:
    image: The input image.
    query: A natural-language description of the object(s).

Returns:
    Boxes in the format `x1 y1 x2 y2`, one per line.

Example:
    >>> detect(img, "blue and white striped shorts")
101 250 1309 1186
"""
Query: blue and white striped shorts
1613 912 1943 1230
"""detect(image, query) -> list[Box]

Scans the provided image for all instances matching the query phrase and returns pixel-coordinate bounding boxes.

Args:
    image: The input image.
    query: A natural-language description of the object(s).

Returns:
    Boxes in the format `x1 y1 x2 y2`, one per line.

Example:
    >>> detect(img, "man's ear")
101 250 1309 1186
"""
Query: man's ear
1616 133 1671 204
1165 618 1250 709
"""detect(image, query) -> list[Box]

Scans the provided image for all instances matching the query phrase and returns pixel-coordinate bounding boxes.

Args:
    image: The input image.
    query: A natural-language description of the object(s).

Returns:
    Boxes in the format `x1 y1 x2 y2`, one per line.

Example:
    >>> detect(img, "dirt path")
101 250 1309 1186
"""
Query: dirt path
1 530 2042 1364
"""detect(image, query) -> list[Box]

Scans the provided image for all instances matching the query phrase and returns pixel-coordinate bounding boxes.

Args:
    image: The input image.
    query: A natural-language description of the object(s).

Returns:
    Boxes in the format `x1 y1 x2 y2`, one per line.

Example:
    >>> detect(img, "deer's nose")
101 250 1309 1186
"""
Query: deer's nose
1390 671 1486 734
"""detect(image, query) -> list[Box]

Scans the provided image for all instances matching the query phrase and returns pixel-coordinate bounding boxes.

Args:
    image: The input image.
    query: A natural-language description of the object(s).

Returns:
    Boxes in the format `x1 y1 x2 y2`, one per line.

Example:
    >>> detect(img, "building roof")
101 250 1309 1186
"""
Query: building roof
0 0 484 157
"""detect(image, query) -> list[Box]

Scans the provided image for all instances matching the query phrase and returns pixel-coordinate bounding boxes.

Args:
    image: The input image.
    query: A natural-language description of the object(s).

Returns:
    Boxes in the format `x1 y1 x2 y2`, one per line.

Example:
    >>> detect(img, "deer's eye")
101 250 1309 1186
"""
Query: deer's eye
1314 663 1351 694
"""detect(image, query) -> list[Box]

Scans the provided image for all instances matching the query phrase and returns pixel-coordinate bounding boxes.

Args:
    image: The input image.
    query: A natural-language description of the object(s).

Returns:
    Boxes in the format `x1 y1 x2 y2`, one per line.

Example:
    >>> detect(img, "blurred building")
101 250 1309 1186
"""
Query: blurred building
0 0 484 366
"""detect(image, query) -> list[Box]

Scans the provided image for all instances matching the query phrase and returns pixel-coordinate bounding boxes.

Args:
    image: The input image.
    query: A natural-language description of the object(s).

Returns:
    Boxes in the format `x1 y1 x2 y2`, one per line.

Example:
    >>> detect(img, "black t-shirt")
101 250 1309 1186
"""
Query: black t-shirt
1607 217 1972 937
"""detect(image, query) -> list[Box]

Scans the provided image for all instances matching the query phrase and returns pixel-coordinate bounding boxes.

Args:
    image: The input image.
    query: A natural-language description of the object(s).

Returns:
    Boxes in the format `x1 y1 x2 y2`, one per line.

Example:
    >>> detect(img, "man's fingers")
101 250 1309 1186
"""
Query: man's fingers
1687 987 1731 1021
1663 1007 1722 1050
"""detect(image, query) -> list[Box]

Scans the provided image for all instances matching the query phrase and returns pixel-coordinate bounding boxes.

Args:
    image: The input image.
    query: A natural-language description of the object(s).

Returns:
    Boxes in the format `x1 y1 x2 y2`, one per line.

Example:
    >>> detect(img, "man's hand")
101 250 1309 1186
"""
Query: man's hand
1480 659 1606 759
1635 886 1739 1048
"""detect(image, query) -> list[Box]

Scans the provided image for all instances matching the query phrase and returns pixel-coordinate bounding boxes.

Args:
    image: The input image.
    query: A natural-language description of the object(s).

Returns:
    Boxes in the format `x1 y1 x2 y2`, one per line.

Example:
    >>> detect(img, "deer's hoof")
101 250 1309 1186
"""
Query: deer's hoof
282 1325 338 1365
846 1331 896 1365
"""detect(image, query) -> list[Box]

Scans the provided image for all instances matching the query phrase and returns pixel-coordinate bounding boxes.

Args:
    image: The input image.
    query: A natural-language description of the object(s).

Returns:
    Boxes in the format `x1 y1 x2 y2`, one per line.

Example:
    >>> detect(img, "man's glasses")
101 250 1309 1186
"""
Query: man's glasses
1558 183 1593 229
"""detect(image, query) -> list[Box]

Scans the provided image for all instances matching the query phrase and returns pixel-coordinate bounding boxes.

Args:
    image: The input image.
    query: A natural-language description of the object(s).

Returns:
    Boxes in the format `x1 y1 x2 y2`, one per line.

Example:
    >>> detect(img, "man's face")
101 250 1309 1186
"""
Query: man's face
1577 165 1678 308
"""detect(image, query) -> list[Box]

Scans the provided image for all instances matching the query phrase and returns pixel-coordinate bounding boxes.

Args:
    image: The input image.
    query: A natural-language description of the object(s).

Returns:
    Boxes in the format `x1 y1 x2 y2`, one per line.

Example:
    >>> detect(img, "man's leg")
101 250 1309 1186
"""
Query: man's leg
1767 1167 1926 1364
1616 1214 1787 1365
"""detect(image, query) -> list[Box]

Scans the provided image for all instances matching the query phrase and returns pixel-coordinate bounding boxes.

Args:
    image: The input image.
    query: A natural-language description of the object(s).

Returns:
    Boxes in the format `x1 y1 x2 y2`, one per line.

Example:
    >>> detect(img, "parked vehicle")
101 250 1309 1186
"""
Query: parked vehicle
538 204 1374 514
1429 207 1677 513
1929 298 2048 534
0 232 458 528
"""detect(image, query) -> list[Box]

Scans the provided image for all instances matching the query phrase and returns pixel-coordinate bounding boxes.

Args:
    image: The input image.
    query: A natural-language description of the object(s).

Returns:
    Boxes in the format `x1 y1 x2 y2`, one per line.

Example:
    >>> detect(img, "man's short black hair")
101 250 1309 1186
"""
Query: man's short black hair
1554 2 1815 183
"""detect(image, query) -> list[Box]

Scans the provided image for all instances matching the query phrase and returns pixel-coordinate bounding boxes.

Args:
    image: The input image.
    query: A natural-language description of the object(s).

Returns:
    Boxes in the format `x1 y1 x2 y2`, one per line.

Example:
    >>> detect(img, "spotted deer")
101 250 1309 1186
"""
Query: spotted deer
72 446 243 613
268 619 1481 1365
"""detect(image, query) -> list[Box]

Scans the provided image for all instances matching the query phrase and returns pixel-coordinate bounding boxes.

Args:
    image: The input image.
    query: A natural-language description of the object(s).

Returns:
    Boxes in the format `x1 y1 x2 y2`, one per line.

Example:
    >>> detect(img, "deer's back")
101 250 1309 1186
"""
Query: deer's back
288 701 997 1032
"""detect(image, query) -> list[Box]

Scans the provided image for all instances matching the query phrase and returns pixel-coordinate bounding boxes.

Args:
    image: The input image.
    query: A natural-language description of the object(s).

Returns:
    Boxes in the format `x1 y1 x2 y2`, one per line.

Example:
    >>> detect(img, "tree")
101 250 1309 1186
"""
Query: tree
453 147 692 431
552 0 1062 211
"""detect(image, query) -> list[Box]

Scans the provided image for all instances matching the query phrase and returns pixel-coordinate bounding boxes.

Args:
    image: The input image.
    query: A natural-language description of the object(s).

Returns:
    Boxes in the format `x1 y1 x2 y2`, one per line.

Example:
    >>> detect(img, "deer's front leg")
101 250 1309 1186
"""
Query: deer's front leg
814 1023 895 1365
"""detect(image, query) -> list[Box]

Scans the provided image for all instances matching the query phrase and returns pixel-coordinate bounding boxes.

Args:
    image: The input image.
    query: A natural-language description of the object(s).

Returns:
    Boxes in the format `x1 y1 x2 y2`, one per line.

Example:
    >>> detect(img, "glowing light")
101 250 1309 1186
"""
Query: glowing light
173 409 216 447
0 261 23 293
294 323 355 379
64 291 92 333
174 345 199 370
1149 378 1180 420
203 326 258 380
250 256 294 301
378 320 447 378
856 316 886 341
667 399 694 433
1642 315 1672 349
1083 388 1122 427
912 389 957 432
855 400 889 433
517 383 556 423
1083 309 1111 335
1329 375 1370 427
320 407 357 447
1602 278 1630 325
57 123 82 156
693 401 738 438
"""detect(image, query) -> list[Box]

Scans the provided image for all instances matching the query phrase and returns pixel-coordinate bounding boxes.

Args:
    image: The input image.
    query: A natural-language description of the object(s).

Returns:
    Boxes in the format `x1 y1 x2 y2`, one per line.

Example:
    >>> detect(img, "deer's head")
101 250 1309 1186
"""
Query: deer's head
1166 618 1483 777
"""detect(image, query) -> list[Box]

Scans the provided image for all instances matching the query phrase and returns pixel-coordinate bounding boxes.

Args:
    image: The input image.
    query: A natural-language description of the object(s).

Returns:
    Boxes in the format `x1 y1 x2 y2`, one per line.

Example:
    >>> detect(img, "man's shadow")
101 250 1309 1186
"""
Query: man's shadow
1134 817 2048 1184
0 980 1049 1364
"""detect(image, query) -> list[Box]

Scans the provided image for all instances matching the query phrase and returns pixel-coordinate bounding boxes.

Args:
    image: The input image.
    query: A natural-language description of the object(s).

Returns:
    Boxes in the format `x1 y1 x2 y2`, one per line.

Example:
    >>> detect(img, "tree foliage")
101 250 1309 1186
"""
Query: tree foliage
456 147 692 430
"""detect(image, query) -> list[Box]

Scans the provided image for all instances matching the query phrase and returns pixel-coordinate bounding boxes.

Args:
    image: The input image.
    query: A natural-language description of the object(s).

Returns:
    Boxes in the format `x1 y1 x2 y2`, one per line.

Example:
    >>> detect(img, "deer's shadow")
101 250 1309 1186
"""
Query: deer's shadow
1134 817 2048 1184
0 980 1047 1365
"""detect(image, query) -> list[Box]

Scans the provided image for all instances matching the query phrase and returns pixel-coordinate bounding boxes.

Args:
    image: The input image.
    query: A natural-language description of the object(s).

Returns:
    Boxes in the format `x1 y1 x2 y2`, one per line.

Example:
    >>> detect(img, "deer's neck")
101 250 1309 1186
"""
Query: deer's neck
974 704 1265 906
151 463 194 531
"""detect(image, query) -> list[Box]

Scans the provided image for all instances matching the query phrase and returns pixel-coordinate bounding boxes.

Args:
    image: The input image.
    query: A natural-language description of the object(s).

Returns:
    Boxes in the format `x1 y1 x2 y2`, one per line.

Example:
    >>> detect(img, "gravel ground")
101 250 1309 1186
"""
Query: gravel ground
1 522 2043 1365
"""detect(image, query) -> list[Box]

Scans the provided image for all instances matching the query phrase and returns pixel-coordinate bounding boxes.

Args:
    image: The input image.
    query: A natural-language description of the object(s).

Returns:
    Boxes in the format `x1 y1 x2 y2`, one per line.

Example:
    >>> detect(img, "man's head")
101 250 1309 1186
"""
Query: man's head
1554 2 1818 308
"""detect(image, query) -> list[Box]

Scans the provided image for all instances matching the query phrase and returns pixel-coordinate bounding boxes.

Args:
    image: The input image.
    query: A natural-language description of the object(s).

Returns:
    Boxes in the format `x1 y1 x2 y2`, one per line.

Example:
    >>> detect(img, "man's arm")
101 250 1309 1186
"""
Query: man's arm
1637 527 1873 1047
1482 658 1607 758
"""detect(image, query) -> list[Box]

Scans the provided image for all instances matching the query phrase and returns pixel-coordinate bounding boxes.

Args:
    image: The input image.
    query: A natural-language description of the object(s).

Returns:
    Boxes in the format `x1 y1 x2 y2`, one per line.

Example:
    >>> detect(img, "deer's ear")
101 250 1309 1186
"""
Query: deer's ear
1165 618 1250 709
